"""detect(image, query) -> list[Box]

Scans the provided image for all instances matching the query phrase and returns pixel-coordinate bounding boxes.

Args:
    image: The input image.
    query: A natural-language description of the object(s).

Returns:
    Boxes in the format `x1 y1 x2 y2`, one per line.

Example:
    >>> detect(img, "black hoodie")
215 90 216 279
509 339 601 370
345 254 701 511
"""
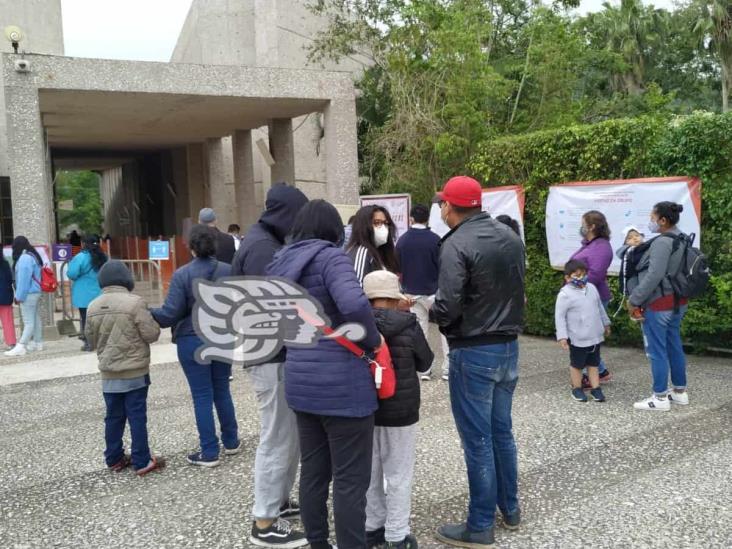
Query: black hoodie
231 183 308 278
373 308 433 427
230 183 308 364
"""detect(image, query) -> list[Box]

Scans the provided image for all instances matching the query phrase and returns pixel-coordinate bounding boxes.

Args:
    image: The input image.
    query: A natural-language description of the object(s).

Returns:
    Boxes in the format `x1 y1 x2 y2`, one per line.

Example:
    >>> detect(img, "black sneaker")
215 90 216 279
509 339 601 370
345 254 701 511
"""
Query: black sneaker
278 499 301 520
571 388 588 402
367 526 385 547
500 509 521 530
590 387 606 402
386 534 418 548
435 523 495 548
599 369 613 384
186 452 220 468
250 519 308 548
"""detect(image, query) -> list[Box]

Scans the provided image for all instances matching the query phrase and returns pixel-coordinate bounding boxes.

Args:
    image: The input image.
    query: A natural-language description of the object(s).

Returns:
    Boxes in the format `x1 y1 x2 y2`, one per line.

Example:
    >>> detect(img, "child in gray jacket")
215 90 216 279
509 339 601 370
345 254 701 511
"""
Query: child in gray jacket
555 259 611 403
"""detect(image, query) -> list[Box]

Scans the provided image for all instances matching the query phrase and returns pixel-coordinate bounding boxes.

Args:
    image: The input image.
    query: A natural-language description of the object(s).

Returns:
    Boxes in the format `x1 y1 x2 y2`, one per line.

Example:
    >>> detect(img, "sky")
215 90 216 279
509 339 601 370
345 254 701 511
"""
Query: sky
61 0 193 62
60 0 677 62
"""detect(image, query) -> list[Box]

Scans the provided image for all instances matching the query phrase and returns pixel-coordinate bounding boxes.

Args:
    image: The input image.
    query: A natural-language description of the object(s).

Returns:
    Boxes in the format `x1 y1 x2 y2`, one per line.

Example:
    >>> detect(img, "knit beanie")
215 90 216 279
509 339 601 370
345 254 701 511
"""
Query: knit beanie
97 260 135 291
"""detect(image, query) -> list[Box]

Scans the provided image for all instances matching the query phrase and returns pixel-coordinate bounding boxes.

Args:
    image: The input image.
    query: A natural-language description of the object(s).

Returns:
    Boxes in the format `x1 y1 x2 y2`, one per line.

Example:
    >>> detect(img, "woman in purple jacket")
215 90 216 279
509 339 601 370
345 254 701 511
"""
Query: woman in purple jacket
570 210 613 382
268 199 382 549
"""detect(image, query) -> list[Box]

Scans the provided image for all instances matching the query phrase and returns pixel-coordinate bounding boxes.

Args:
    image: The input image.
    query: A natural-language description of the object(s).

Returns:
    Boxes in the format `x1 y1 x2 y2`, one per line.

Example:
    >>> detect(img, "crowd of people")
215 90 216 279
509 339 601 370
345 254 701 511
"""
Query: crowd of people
1 175 697 549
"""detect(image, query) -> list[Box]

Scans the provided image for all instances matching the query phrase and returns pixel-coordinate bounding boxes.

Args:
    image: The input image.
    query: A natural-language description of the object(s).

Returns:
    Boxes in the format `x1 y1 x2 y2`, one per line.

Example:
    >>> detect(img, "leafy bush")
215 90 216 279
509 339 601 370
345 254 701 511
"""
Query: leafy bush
469 112 732 349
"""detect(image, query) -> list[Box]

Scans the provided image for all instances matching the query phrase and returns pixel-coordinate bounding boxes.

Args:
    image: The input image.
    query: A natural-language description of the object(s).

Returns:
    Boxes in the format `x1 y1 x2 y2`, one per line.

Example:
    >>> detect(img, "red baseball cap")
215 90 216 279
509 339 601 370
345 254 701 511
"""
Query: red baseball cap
437 176 482 208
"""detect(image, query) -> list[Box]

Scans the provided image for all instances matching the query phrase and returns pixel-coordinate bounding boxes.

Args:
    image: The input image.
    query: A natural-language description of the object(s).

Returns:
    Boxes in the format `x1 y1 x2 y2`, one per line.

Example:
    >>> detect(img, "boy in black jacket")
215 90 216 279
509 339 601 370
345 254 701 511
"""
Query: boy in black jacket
363 271 434 549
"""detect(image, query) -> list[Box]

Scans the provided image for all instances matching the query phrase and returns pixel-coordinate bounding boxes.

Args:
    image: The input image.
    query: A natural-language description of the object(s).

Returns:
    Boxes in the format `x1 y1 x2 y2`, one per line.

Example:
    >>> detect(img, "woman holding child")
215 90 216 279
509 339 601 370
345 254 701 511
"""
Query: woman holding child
627 202 691 411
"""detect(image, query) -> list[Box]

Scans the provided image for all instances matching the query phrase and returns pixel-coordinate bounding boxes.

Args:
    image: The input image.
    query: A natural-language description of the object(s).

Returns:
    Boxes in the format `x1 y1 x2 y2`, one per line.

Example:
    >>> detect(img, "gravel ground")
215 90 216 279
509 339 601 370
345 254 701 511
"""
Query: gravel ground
1 334 731 549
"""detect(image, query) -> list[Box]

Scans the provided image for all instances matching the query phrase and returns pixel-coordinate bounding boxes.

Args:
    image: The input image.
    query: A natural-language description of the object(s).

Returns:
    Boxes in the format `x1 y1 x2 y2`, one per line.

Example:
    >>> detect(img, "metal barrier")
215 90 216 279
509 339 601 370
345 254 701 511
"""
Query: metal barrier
58 259 165 324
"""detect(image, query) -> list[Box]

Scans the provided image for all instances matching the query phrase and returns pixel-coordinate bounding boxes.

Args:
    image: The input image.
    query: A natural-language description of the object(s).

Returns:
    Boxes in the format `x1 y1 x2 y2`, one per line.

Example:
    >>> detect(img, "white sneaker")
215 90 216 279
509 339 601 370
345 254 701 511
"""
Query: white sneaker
4 344 27 357
668 390 689 406
27 342 43 352
420 372 432 381
441 373 449 381
633 394 671 411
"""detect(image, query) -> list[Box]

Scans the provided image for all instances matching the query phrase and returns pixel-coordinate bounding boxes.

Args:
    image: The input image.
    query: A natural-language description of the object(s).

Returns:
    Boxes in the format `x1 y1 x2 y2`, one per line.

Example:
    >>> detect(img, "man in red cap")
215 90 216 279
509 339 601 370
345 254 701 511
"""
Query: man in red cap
431 176 526 548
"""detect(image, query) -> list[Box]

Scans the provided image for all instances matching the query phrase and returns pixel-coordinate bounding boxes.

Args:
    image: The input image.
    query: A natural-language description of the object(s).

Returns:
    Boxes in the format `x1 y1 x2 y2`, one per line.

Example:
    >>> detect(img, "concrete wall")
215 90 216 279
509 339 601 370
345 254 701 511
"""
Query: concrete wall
171 0 365 211
0 0 64 178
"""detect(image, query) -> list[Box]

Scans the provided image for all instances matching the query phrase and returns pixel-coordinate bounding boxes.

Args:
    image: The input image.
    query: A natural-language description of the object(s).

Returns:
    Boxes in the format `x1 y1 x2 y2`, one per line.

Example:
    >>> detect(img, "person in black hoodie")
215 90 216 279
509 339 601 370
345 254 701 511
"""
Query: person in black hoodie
230 182 310 549
362 270 433 549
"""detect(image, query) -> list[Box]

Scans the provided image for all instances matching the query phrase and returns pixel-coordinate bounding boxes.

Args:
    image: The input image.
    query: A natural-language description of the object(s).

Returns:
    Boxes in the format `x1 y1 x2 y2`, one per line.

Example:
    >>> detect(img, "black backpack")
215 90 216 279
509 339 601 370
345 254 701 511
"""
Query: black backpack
662 233 710 301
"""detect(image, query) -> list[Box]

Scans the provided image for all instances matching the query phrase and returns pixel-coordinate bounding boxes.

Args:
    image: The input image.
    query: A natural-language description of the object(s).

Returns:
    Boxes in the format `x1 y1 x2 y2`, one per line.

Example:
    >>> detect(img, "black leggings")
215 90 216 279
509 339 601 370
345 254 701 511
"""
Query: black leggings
79 308 87 335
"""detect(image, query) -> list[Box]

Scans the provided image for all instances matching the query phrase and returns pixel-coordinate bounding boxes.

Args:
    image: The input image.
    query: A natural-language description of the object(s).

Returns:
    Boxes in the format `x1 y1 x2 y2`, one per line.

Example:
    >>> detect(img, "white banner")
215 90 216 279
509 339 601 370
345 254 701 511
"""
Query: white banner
545 177 702 274
359 194 411 239
428 186 525 239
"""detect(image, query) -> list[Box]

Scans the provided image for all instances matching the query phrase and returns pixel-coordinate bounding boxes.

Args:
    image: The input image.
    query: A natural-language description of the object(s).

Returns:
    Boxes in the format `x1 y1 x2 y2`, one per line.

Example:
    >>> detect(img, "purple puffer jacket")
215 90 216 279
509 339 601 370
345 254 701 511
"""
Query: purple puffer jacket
570 237 613 302
267 239 381 418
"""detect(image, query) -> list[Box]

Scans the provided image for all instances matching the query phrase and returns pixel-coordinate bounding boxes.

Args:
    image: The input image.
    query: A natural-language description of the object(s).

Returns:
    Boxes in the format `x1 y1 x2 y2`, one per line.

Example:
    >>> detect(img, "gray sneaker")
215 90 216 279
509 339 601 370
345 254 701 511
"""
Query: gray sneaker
435 523 495 548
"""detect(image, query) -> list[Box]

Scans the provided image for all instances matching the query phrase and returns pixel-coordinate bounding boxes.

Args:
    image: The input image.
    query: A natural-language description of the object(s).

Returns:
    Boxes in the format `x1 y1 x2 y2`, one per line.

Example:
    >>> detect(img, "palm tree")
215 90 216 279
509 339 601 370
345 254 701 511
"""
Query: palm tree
694 0 732 112
594 0 668 95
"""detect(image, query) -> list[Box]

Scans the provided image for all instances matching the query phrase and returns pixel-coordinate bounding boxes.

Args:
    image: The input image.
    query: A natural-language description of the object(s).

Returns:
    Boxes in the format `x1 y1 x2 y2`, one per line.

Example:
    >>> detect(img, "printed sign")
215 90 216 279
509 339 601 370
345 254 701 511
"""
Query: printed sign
429 185 526 239
148 240 170 261
359 194 411 240
52 244 73 262
545 177 702 274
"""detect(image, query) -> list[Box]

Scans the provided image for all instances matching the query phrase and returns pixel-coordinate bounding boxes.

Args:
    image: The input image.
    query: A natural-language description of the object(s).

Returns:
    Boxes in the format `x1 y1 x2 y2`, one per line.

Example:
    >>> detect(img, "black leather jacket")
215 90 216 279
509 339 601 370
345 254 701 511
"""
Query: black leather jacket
432 212 525 348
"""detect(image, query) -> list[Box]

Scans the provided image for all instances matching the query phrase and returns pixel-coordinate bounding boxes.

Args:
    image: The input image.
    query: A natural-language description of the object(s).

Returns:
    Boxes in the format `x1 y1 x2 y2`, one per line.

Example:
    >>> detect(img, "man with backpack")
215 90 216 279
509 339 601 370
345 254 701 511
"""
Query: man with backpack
628 201 709 412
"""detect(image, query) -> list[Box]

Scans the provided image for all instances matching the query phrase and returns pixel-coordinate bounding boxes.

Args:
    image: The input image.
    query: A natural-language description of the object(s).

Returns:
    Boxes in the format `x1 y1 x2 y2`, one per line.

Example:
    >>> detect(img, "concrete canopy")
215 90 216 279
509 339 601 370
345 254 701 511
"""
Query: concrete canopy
3 53 359 246
41 90 327 150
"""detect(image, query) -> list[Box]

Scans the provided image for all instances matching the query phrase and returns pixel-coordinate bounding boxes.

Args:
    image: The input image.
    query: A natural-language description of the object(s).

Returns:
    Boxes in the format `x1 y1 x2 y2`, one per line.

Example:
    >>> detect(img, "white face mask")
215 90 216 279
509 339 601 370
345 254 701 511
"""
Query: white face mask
373 225 390 247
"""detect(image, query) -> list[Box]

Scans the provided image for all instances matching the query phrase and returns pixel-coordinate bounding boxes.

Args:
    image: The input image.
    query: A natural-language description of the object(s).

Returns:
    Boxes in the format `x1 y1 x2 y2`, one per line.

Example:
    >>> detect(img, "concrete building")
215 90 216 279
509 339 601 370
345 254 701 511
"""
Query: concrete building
1 0 362 249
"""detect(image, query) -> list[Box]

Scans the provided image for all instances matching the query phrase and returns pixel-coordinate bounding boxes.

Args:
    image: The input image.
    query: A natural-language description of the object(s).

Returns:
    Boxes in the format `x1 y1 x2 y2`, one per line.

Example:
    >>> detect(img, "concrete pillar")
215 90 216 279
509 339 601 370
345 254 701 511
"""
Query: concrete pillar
232 130 258 228
324 100 359 204
269 118 295 185
205 137 237 228
186 143 206 219
4 87 54 245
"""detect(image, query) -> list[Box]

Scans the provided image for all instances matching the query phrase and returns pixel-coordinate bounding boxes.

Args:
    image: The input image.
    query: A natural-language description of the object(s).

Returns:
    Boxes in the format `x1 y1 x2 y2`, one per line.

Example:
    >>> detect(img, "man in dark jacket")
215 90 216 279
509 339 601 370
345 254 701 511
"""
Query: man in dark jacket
363 270 433 549
431 176 525 549
198 207 236 264
230 183 309 548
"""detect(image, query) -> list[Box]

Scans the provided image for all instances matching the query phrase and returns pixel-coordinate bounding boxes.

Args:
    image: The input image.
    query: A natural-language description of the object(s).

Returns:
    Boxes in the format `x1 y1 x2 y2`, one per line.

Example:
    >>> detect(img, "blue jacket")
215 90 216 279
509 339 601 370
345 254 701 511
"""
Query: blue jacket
151 257 230 340
0 259 14 306
67 250 103 308
14 252 41 302
267 239 382 418
396 226 441 295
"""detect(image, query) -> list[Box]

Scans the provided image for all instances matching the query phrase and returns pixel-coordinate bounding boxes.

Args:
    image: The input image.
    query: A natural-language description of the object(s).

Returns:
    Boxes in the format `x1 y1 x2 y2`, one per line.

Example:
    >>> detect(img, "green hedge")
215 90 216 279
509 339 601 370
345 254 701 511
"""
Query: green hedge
469 113 732 349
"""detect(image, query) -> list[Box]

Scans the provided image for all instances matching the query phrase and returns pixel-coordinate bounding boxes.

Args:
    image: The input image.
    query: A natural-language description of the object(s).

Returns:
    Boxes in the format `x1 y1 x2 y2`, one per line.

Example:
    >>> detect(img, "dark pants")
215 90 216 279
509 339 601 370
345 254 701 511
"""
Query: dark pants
177 335 239 459
296 412 374 549
103 386 151 470
79 308 87 335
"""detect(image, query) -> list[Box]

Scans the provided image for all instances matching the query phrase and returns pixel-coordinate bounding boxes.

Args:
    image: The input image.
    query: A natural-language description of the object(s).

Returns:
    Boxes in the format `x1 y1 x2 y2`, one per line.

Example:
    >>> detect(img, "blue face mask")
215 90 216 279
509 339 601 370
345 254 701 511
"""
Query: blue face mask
648 220 660 234
579 226 589 238
570 275 588 288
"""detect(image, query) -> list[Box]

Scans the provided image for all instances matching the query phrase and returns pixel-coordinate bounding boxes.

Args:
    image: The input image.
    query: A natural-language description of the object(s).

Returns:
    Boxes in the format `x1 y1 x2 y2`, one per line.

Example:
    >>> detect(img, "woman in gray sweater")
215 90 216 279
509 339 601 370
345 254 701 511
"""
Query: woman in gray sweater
627 202 690 412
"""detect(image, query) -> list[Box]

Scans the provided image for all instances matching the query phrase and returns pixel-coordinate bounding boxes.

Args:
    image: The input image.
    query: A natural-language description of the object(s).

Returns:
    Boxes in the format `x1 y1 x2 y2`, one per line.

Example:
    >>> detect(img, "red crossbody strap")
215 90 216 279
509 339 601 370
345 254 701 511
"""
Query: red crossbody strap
294 306 366 358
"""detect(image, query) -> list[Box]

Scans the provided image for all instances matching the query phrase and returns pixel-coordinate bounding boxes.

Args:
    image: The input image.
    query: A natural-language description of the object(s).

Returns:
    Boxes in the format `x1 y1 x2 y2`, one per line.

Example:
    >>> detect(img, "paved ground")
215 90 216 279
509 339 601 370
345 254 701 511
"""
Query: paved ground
1 333 731 549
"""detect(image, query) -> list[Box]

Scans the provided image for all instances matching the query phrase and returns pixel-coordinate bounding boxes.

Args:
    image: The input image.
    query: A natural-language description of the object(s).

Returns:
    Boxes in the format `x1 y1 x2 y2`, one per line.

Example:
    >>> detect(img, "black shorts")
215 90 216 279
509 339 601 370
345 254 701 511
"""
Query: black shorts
569 343 602 369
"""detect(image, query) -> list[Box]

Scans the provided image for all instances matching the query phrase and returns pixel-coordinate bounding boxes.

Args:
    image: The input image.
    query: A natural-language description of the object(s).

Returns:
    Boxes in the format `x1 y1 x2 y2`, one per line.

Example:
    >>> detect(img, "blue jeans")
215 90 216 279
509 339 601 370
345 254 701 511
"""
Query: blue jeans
448 340 520 532
19 292 43 345
103 386 151 469
642 306 687 396
177 335 239 459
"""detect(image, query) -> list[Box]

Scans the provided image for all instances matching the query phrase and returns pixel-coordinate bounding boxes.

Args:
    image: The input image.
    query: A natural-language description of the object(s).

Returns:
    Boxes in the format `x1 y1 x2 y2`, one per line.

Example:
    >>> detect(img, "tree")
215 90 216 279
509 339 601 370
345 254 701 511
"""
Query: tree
693 0 732 111
56 171 104 236
581 0 668 96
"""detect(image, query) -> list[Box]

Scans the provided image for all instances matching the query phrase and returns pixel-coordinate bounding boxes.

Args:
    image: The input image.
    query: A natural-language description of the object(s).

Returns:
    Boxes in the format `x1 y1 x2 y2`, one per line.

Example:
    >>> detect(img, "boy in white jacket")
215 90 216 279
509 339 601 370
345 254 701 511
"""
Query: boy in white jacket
555 259 611 403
